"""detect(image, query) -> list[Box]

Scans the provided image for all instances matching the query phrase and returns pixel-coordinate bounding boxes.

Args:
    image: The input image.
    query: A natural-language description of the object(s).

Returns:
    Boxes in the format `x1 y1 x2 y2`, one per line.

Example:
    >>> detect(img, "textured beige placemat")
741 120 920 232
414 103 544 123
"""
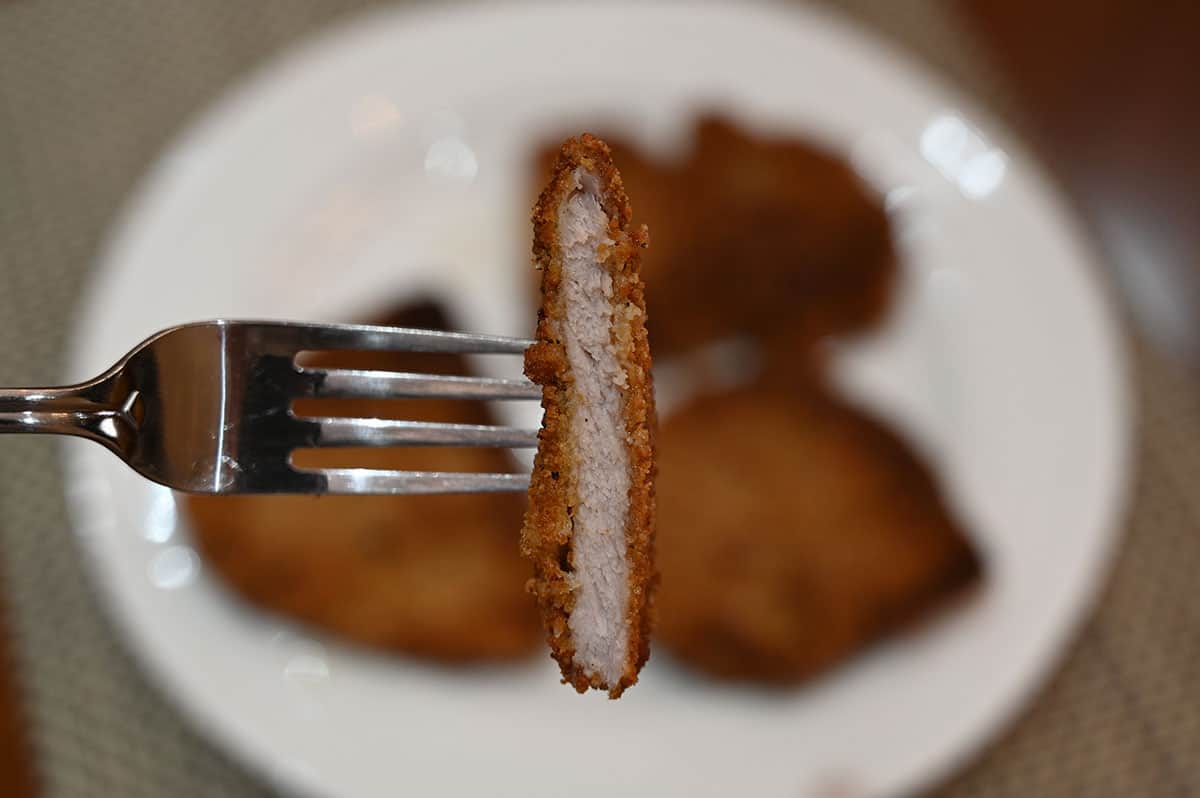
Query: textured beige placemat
1 1 1195 796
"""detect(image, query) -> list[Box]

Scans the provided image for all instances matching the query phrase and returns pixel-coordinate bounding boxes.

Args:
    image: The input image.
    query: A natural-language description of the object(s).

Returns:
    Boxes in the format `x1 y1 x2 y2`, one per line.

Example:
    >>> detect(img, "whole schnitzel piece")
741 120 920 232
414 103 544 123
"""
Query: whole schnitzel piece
655 378 982 682
521 135 657 698
536 116 897 355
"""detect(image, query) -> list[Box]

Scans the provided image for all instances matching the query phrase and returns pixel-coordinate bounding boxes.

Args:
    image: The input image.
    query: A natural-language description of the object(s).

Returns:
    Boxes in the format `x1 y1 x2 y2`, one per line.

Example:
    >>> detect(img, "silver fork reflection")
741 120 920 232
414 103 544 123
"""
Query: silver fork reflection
0 321 541 494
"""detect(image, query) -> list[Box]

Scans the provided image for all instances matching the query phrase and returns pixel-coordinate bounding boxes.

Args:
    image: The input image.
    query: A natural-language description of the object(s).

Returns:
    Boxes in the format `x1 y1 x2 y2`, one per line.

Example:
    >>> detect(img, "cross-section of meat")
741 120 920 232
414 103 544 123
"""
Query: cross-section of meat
521 135 657 698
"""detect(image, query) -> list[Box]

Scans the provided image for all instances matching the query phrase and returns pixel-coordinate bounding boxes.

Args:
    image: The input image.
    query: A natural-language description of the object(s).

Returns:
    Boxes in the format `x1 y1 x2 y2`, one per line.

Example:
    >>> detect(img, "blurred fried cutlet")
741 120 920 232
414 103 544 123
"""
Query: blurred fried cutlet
654 379 982 682
536 116 897 354
185 302 540 662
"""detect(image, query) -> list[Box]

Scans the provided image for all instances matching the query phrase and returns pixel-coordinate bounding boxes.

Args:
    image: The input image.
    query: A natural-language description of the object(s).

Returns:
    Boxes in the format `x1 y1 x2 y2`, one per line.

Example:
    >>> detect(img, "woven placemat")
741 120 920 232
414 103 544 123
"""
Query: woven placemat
1 2 1196 795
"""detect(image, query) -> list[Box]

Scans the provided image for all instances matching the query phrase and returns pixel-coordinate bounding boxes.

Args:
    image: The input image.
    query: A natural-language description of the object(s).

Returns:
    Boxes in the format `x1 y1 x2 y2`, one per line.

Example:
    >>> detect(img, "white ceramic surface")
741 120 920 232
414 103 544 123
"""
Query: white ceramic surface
64 3 1131 797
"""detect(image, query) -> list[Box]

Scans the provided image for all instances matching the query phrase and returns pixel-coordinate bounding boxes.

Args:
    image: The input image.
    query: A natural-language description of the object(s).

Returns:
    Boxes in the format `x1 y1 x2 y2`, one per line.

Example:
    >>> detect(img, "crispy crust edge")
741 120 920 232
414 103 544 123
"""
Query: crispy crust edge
520 134 657 698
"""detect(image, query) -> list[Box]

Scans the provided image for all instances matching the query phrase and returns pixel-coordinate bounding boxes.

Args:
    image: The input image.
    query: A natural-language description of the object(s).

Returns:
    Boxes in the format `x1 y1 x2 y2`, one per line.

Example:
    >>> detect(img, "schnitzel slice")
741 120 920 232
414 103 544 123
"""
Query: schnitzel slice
521 135 657 698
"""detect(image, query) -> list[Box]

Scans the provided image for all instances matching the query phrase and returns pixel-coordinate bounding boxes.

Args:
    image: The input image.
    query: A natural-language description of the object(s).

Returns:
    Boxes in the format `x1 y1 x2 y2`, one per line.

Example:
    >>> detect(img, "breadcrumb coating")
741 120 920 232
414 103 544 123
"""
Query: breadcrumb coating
521 135 657 698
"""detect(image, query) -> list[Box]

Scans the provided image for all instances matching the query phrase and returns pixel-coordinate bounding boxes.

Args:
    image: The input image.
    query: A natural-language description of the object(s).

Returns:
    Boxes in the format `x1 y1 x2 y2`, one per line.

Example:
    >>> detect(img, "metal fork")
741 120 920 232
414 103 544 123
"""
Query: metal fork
0 321 541 494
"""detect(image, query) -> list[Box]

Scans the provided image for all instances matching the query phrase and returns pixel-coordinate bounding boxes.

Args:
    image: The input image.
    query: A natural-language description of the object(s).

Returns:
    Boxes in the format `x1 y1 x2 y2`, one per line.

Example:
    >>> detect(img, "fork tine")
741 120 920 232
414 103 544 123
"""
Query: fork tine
306 368 542 400
308 468 530 494
308 417 540 448
237 321 533 354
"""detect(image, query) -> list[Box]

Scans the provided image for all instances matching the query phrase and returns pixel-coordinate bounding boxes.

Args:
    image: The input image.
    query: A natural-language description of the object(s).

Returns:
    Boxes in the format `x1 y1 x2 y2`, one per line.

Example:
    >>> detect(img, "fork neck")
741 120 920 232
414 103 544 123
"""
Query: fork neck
0 376 134 453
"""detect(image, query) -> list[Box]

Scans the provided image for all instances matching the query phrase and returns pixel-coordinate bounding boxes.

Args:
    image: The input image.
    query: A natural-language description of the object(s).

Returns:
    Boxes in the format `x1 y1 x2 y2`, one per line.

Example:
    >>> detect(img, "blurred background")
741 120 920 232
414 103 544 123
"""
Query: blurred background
1 1 1198 796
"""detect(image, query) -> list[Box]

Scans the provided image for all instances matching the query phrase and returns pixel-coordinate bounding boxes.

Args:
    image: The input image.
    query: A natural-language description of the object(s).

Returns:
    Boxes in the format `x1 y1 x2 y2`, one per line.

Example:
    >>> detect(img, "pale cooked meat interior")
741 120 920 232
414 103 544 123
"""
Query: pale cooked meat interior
557 167 631 686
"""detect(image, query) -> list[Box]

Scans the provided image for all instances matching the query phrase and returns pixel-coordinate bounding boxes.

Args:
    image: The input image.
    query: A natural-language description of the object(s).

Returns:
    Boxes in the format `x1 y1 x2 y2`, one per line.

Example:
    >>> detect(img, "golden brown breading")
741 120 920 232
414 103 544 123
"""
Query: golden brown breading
185 303 540 662
654 378 982 682
521 135 657 698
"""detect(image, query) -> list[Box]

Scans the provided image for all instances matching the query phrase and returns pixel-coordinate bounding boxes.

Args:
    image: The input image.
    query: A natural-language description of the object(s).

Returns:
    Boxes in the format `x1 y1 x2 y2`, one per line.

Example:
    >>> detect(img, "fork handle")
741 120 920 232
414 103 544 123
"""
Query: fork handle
0 382 130 451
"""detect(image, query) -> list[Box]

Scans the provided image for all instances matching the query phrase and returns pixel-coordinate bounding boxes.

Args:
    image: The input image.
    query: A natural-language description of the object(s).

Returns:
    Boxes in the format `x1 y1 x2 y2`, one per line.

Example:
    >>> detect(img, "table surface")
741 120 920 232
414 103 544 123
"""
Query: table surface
962 0 1200 365
1 2 1197 796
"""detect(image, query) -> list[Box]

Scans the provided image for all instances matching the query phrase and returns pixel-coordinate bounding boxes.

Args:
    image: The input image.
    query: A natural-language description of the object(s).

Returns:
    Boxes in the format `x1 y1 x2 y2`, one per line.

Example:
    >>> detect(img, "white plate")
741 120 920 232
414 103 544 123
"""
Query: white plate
64 3 1131 797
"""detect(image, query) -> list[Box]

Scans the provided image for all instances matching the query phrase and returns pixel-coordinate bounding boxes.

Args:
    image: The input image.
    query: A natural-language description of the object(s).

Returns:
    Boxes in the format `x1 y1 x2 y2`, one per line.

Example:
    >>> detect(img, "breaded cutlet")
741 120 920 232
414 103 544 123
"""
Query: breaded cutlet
654 378 981 682
537 116 897 354
521 135 657 698
185 303 540 662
